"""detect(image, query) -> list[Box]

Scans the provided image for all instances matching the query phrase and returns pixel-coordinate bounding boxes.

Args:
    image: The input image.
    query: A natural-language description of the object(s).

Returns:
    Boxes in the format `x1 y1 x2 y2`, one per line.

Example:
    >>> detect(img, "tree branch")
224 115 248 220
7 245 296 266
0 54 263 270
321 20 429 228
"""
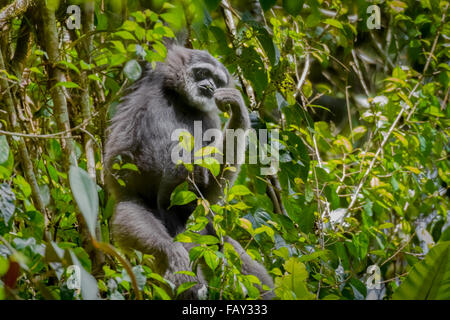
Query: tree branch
40 0 77 169
347 7 447 211
0 0 35 30
0 46 48 236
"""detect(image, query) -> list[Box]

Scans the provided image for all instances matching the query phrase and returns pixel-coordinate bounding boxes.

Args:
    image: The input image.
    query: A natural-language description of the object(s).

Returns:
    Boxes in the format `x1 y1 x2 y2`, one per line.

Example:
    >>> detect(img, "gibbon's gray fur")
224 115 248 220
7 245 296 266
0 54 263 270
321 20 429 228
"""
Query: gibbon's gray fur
105 46 274 299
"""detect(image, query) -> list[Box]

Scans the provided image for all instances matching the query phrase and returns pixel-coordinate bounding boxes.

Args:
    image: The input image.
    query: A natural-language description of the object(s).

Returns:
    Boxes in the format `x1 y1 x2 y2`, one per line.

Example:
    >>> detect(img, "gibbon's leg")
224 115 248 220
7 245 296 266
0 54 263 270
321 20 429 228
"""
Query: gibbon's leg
111 200 205 299
224 236 275 300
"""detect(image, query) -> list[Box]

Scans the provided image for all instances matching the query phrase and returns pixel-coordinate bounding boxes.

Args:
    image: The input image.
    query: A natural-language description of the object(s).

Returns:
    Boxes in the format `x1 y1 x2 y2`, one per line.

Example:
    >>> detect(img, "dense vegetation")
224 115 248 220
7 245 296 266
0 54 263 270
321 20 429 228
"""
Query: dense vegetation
0 0 449 300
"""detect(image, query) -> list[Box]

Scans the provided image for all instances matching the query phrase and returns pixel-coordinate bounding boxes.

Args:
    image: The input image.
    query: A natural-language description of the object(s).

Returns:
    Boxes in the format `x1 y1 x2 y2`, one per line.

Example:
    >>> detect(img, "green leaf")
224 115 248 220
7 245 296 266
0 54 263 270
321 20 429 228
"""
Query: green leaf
88 74 102 82
66 250 100 300
0 136 10 164
113 31 136 40
170 190 197 208
178 131 194 152
274 258 315 299
256 27 278 66
194 146 221 158
229 185 252 196
13 175 31 198
0 183 15 224
324 18 344 30
121 20 137 32
351 126 367 141
54 81 80 89
130 11 146 23
176 282 197 296
69 166 99 239
282 0 304 16
194 157 220 177
121 163 139 172
197 235 220 245
240 46 267 98
153 284 171 300
260 0 276 11
393 242 450 300
123 60 142 81
203 250 219 271
175 231 199 243
57 61 80 75
0 255 8 276
111 40 126 54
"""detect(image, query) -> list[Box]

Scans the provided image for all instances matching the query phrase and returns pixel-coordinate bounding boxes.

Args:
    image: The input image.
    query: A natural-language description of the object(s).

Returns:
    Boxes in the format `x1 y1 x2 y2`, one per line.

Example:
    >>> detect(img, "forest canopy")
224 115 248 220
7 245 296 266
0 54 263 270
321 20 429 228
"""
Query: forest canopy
0 0 449 300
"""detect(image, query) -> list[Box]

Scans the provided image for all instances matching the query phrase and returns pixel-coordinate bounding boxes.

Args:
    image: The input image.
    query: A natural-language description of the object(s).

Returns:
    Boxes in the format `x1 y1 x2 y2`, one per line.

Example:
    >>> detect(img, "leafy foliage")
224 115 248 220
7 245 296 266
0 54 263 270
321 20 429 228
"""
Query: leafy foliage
0 0 449 300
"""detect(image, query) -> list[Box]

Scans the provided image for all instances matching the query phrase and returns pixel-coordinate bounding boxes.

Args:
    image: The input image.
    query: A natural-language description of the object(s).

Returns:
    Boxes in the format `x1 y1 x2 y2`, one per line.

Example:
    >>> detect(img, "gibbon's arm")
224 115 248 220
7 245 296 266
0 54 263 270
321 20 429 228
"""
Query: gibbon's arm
203 87 250 201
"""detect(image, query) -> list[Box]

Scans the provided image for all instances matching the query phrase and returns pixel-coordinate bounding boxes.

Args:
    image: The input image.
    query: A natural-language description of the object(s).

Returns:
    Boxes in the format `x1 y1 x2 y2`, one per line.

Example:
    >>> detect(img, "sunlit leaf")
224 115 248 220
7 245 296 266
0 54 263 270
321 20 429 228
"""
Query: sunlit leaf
0 136 9 164
69 166 99 239
393 242 450 300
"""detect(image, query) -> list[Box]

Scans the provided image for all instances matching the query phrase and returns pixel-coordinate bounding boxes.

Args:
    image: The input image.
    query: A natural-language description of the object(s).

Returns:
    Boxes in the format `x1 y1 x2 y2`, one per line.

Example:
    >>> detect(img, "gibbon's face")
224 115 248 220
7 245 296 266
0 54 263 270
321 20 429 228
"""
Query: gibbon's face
185 56 230 112
164 47 231 113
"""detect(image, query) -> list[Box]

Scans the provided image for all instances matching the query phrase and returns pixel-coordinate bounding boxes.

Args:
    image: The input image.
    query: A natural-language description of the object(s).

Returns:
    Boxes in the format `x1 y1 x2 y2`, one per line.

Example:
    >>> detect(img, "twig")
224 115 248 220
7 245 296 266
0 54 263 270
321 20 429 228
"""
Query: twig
0 46 48 236
0 0 35 30
369 31 395 70
0 113 97 139
441 87 449 110
345 85 353 143
266 180 283 215
40 2 77 168
266 176 287 216
294 53 311 99
351 49 371 98
221 0 257 110
381 232 415 267
379 272 408 284
347 8 447 211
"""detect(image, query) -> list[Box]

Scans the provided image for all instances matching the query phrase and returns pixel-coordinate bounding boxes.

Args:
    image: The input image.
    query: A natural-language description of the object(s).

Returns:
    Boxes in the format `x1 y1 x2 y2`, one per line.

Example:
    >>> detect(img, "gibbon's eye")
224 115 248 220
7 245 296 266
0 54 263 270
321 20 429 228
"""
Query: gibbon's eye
214 76 226 88
194 68 211 81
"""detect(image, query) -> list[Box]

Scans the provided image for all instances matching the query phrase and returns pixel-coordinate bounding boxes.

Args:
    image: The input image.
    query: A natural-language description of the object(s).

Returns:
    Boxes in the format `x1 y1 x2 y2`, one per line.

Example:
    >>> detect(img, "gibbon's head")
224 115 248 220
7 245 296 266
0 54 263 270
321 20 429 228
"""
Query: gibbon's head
162 46 232 112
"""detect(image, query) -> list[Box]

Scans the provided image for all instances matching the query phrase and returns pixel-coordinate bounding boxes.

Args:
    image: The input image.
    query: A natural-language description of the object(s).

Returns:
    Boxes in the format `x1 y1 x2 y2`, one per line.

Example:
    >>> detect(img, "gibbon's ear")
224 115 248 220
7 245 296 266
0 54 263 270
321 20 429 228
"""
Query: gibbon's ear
166 45 191 66
162 29 190 50
162 46 192 90
162 36 176 51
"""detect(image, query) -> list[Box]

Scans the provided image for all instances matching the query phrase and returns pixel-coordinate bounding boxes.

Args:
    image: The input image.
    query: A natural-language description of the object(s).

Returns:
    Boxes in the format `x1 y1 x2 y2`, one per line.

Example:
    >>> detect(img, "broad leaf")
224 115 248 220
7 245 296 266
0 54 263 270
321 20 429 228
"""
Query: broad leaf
393 241 450 300
170 190 197 208
69 166 99 239
0 136 10 164
282 0 304 16
0 183 15 224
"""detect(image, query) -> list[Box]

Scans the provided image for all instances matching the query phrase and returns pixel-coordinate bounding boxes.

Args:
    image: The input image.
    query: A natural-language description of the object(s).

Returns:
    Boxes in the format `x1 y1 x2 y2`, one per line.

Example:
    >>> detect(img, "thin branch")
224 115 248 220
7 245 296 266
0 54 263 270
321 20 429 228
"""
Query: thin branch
350 49 371 98
294 52 311 99
221 0 257 110
265 180 283 215
78 0 96 181
381 231 415 267
267 176 288 216
0 46 48 237
345 85 353 143
0 113 97 139
347 7 447 211
0 0 35 30
40 1 77 168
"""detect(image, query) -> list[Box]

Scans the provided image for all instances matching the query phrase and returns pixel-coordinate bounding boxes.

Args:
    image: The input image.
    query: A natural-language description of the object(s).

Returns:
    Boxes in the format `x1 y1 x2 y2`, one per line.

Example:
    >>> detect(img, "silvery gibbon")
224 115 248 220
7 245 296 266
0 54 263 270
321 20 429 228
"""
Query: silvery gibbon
105 46 274 299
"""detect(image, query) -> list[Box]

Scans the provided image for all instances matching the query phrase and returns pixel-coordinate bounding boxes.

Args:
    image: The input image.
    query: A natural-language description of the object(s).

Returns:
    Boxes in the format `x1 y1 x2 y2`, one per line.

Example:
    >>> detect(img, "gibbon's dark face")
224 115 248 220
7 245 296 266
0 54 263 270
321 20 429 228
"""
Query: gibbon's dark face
163 47 231 112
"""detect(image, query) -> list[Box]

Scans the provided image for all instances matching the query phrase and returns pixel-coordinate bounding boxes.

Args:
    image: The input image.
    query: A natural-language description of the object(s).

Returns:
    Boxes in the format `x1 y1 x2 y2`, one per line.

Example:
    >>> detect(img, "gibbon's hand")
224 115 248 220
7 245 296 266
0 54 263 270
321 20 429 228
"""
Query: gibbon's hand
214 87 245 112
